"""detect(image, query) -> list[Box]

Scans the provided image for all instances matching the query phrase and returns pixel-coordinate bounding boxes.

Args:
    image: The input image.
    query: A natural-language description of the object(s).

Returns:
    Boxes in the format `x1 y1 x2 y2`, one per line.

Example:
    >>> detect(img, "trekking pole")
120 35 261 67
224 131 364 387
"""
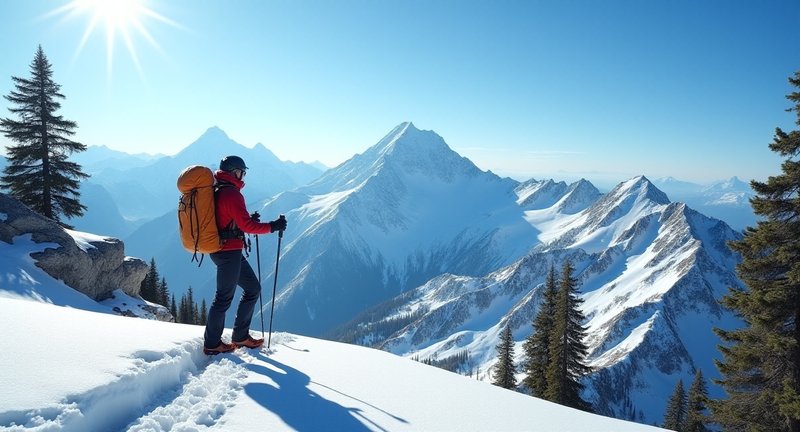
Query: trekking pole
255 233 264 339
268 214 286 349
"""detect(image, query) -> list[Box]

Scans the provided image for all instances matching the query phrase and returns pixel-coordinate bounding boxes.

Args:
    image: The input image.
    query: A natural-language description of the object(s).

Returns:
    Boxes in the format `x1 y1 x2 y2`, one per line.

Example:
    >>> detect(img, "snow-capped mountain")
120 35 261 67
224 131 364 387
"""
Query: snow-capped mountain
654 176 757 231
516 179 567 210
700 176 753 206
257 122 541 336
85 126 323 221
332 176 743 425
71 144 163 174
514 178 600 214
651 176 702 198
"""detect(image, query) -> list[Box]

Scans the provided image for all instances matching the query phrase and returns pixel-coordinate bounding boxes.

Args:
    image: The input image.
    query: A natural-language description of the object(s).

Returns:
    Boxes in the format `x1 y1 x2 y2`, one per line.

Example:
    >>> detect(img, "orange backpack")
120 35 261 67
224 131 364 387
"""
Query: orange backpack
177 166 222 262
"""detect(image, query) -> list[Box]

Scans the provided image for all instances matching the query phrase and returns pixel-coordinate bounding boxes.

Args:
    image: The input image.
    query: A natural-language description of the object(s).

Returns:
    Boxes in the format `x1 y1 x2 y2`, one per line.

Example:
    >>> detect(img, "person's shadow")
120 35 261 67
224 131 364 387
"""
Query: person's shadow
243 354 403 432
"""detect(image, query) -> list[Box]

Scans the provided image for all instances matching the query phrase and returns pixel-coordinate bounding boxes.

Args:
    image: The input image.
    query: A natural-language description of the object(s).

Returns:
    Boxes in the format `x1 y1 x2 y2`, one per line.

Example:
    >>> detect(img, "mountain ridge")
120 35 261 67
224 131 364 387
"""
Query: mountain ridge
257 123 539 335
328 173 743 425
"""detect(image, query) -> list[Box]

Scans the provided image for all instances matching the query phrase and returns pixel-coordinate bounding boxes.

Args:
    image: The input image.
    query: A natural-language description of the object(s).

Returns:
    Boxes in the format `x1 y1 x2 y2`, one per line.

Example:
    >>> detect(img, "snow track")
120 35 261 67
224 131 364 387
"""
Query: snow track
0 338 253 432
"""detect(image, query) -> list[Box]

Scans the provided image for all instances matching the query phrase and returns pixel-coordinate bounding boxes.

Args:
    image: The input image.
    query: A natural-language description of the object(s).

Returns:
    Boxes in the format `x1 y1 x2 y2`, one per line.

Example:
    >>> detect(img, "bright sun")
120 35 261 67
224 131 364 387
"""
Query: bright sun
83 0 143 28
47 0 178 80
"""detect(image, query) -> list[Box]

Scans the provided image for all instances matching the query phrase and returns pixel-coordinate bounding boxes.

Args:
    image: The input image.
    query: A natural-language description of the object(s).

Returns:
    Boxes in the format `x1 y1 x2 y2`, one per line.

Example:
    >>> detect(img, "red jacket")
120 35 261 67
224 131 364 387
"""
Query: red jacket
214 170 273 251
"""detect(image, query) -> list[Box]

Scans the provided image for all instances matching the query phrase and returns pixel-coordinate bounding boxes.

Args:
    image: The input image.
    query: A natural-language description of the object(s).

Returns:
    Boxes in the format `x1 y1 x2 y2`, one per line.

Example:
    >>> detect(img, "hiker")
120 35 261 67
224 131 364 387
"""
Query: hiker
203 155 288 355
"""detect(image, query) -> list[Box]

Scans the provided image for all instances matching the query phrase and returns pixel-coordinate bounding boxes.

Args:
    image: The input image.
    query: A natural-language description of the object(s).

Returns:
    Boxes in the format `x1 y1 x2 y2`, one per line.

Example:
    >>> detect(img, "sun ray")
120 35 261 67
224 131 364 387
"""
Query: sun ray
130 18 167 59
120 25 146 84
106 16 115 81
72 12 100 67
139 7 184 30
45 0 182 86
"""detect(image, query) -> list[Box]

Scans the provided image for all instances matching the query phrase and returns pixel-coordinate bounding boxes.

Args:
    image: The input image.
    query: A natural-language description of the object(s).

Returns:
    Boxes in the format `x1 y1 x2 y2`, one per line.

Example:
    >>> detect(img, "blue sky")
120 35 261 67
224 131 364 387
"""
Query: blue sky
0 0 798 187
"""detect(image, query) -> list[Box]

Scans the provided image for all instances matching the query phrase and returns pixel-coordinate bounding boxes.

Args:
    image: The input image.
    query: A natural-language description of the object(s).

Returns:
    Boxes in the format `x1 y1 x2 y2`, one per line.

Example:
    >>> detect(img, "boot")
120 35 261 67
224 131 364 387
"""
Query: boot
203 341 236 355
233 335 264 349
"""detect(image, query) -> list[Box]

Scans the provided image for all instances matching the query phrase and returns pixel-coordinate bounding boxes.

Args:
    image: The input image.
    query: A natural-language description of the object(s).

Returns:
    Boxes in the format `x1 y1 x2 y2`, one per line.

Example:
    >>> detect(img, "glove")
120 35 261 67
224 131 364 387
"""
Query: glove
269 216 287 233
250 211 261 222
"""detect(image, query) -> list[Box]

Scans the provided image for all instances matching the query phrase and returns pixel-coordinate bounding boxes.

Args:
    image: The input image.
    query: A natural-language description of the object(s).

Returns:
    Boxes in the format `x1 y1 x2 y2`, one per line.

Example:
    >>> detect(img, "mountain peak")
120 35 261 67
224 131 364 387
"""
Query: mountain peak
616 175 671 205
301 122 488 194
200 126 230 140
374 122 426 153
177 126 242 160
374 123 484 182
725 176 748 188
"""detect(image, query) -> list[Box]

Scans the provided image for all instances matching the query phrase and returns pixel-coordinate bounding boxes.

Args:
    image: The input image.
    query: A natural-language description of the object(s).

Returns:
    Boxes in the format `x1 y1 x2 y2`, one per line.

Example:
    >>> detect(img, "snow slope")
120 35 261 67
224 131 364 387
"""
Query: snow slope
0 296 665 432
0 216 663 431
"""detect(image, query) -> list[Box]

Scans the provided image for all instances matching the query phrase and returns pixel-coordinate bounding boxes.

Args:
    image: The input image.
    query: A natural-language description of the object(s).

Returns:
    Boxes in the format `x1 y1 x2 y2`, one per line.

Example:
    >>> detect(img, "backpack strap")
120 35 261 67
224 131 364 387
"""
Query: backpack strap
214 182 246 245
186 189 203 264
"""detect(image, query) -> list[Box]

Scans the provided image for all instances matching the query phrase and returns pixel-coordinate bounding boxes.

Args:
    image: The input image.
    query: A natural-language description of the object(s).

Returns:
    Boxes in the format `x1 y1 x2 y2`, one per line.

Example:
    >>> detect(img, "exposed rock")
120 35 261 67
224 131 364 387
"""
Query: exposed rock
0 192 148 302
105 292 174 322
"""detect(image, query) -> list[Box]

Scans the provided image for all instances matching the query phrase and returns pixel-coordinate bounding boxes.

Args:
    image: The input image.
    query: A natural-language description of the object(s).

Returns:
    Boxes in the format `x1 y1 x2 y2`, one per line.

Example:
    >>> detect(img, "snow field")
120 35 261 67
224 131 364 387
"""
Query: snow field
126 357 247 431
0 296 665 431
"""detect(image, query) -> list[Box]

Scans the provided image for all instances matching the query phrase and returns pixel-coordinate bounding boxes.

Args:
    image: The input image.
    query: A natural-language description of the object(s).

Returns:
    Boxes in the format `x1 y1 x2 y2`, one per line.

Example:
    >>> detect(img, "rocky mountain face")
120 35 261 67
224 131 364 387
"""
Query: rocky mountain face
654 176 757 231
331 176 743 425
0 192 168 320
258 122 541 336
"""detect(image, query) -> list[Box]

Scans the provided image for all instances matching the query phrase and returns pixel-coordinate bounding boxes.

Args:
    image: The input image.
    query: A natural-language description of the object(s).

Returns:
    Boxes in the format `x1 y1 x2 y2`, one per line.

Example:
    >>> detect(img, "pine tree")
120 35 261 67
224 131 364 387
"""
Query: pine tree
139 258 159 303
492 324 517 389
713 71 800 432
186 286 196 324
192 299 200 325
686 370 710 432
170 294 177 321
0 45 88 227
176 287 200 324
545 260 592 411
663 379 687 431
158 277 169 307
523 264 558 397
199 298 208 325
178 292 189 324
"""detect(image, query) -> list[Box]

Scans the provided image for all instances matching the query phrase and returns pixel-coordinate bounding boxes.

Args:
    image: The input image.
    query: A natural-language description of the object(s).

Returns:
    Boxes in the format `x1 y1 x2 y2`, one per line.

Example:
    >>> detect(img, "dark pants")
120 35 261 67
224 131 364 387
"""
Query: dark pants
204 249 261 348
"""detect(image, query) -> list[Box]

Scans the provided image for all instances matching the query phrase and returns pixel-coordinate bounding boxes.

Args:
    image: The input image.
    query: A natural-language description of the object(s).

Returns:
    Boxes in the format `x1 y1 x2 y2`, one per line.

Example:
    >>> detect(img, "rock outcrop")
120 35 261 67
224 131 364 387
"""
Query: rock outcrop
0 192 148 301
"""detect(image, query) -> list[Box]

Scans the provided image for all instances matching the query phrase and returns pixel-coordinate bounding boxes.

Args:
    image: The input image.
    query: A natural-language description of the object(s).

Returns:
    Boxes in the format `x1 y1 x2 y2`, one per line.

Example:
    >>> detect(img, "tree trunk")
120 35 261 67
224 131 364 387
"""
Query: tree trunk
39 83 52 219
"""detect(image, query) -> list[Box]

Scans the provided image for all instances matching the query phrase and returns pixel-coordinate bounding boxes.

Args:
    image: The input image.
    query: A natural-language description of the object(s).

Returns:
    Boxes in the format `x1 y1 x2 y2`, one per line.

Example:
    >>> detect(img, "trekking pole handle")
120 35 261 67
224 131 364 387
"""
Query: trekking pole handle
278 214 285 238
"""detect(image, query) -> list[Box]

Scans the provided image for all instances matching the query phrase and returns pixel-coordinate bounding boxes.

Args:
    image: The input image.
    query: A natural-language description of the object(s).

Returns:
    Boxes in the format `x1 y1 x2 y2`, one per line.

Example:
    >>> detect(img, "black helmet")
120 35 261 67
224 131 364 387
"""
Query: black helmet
220 155 248 172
